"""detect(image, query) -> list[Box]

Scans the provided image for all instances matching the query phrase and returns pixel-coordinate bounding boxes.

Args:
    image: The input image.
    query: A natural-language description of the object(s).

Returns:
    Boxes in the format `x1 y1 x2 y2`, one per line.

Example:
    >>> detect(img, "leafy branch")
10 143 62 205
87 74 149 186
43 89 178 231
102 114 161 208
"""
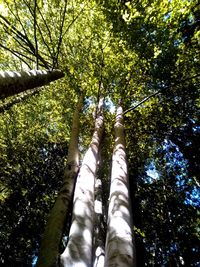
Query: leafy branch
124 73 200 114
0 13 50 68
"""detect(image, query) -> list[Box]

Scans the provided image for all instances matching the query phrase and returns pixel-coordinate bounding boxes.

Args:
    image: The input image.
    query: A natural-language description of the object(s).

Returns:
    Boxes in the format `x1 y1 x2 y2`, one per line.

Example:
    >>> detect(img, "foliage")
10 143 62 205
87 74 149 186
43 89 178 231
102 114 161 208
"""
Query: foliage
0 0 199 266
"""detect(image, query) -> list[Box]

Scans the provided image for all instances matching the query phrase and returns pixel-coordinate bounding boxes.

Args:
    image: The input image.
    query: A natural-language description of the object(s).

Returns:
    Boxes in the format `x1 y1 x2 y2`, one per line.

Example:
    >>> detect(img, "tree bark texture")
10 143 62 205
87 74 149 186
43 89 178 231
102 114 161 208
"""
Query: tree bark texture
0 87 42 113
60 97 104 267
104 106 136 267
36 93 84 267
93 177 106 267
0 69 64 99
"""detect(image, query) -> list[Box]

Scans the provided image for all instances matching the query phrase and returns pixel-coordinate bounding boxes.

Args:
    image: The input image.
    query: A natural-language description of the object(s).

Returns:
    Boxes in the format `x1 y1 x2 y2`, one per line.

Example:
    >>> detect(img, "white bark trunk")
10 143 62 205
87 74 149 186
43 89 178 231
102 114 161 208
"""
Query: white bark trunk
0 69 64 99
104 106 136 267
93 177 105 267
36 93 83 267
60 97 104 267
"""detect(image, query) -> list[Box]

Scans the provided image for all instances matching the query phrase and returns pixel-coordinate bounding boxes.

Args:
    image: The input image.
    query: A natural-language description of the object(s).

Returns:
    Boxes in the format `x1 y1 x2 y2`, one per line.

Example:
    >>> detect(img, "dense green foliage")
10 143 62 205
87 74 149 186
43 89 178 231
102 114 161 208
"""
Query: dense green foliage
0 0 199 266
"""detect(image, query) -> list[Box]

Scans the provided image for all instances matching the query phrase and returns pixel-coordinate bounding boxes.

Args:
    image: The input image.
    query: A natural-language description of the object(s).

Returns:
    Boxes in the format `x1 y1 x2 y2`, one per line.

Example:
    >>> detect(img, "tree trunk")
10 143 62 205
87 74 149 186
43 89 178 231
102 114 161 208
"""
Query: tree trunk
0 69 64 99
0 87 42 113
104 106 136 267
36 93 84 267
60 97 104 267
93 176 106 267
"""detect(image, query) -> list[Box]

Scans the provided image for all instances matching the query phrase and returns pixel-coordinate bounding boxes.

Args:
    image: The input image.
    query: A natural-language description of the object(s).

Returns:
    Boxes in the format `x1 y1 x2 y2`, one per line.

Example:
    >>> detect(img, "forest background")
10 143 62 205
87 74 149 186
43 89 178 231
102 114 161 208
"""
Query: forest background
0 0 199 266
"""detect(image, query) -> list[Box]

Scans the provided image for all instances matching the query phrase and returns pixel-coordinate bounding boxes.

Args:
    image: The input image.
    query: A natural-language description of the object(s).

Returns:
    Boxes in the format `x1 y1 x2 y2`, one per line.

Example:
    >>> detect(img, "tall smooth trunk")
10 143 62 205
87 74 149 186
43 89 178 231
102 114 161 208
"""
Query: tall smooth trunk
104 106 136 267
36 93 84 267
93 177 105 267
60 97 104 267
0 69 64 99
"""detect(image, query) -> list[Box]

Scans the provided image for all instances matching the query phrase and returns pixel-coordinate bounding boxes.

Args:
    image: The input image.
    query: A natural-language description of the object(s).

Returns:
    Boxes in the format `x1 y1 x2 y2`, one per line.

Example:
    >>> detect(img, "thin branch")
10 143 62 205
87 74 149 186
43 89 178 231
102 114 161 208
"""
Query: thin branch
0 14 31 46
124 73 200 115
124 90 160 115
0 14 50 69
13 40 52 68
34 21 55 62
0 41 49 69
62 4 86 38
53 0 68 68
37 3 54 53
1 30 34 56
34 0 39 69
7 31 53 63
22 0 50 68
5 0 29 39
25 0 56 67
22 0 34 16
177 73 200 84
0 43 32 69
0 17 31 49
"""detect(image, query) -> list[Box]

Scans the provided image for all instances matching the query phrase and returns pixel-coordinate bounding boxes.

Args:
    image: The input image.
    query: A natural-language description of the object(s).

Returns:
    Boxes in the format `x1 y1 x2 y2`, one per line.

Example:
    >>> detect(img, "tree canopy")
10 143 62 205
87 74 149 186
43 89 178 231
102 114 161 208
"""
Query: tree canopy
0 0 199 266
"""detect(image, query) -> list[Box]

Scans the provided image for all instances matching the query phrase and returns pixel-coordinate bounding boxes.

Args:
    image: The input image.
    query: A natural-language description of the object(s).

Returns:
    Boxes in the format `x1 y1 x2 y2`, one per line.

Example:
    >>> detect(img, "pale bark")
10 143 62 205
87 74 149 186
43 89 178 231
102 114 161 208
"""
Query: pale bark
93 177 106 267
104 106 136 267
36 93 84 267
60 97 104 267
0 69 64 99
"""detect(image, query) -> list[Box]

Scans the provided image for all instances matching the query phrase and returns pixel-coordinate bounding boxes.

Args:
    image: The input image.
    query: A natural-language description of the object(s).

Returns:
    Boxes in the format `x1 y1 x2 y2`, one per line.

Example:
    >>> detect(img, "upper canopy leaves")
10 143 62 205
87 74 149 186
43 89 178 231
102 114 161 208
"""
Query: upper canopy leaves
0 0 199 266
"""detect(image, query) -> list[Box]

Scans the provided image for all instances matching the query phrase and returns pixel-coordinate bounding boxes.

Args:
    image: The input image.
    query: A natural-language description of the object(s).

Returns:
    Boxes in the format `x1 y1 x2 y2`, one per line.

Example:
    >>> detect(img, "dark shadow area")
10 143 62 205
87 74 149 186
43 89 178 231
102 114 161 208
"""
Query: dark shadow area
0 141 67 266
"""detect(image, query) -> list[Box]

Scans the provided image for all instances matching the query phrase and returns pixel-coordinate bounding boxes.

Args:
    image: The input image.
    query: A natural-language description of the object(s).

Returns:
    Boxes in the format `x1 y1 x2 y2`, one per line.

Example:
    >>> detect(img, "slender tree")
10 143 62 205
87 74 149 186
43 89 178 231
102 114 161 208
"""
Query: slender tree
0 69 64 99
60 96 104 267
105 105 136 267
36 92 84 267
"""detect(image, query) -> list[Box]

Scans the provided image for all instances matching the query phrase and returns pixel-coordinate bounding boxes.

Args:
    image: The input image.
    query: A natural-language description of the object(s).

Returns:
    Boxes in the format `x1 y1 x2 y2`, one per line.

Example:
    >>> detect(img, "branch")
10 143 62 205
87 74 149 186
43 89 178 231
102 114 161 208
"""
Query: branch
54 0 68 68
0 14 50 69
33 19 55 62
0 16 31 49
7 34 36 56
124 73 200 115
0 14 31 46
124 90 161 115
0 43 32 69
0 87 42 113
5 0 29 39
0 69 64 99
22 0 52 68
34 0 39 69
0 41 50 69
62 4 86 38
37 3 54 53
177 73 200 84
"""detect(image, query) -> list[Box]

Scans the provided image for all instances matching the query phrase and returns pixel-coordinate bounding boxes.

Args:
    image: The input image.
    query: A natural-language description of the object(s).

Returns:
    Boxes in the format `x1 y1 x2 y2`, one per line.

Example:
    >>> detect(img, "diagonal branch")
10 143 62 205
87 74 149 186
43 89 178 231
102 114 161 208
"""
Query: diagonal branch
0 14 50 69
0 43 32 69
62 4 86 38
124 73 200 115
34 0 39 69
124 90 160 114
0 69 64 99
36 3 54 53
0 40 51 69
54 0 68 68
4 0 29 39
23 0 51 68
0 87 42 113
